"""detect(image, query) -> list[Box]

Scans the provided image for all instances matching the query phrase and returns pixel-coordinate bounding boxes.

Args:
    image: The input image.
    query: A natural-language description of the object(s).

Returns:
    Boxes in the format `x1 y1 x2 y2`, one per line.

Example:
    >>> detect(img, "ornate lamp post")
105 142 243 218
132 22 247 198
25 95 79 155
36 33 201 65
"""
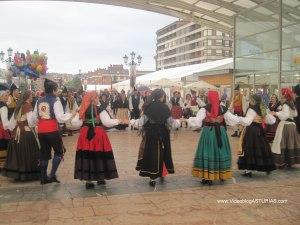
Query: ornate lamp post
0 48 14 86
123 51 142 91
0 48 14 66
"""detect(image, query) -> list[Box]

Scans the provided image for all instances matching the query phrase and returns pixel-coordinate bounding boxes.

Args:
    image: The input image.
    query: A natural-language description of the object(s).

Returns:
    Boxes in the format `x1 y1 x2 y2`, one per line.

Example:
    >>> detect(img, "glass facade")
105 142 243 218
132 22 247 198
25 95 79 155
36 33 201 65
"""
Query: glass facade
234 0 300 92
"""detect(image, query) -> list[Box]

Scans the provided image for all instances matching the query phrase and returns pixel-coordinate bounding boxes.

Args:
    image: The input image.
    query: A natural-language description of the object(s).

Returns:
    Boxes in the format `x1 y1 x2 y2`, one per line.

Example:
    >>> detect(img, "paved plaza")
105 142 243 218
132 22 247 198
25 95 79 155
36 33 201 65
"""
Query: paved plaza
0 129 299 225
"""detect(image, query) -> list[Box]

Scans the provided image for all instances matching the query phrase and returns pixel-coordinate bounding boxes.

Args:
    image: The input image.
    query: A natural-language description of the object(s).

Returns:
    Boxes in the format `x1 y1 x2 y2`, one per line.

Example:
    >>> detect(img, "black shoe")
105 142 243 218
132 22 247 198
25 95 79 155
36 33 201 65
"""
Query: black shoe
149 180 156 187
40 178 52 185
50 176 60 183
278 163 287 169
201 179 207 185
160 177 165 183
85 182 95 189
231 131 238 137
97 180 106 185
242 171 252 177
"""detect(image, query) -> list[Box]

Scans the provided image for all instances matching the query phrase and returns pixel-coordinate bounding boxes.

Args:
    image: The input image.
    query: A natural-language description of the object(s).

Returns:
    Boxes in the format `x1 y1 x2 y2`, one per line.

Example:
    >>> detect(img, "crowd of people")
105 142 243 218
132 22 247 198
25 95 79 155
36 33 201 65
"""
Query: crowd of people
0 78 299 189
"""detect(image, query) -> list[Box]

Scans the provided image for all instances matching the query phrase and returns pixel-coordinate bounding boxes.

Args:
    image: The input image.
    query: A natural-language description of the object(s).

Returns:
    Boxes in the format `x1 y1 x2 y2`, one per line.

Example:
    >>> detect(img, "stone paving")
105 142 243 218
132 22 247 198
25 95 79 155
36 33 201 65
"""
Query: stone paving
0 128 299 225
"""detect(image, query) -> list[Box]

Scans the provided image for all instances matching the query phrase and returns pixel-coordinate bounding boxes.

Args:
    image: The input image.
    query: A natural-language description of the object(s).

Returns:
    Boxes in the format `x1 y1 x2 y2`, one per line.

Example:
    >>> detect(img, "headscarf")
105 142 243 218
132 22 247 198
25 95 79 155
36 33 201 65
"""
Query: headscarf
281 88 294 101
281 87 295 110
207 90 219 119
79 91 98 119
14 90 31 119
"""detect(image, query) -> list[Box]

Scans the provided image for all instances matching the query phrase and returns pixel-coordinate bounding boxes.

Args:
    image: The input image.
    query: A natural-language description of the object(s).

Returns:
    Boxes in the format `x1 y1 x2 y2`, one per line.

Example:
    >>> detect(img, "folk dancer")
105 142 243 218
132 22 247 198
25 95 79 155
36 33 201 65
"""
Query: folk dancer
74 92 119 189
0 84 14 171
188 90 232 185
265 94 281 143
33 79 77 184
226 94 276 177
133 89 180 186
129 89 144 120
230 85 244 137
3 91 40 181
7 83 20 120
271 88 300 168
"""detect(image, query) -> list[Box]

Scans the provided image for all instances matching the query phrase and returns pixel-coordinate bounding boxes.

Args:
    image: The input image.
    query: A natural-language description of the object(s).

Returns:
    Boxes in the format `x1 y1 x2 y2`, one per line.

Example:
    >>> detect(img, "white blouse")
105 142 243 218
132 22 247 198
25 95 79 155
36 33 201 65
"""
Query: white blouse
224 108 276 127
188 108 276 128
275 104 297 121
0 106 15 131
70 110 119 130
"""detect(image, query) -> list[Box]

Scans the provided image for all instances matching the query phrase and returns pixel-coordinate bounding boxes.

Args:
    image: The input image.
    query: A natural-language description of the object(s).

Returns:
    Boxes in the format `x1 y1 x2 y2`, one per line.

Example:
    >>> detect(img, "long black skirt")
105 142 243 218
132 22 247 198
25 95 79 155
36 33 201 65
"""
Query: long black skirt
137 123 174 179
3 130 40 181
238 122 276 172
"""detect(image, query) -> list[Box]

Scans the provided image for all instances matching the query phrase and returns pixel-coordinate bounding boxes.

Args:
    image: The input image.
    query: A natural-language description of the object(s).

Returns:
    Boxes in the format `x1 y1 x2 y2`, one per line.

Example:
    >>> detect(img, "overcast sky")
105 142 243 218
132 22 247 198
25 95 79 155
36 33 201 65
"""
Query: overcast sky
0 1 176 74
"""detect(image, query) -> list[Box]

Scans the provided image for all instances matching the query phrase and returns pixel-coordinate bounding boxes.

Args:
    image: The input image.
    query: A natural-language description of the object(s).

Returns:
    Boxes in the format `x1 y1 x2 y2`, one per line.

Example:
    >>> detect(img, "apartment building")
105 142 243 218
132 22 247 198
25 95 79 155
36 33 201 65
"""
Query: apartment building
156 20 233 70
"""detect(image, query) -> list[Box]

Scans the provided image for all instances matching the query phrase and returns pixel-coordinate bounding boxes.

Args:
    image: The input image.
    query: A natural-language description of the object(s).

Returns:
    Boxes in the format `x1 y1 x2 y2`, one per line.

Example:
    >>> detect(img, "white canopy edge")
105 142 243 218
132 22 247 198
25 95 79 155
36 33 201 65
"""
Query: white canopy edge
113 58 233 88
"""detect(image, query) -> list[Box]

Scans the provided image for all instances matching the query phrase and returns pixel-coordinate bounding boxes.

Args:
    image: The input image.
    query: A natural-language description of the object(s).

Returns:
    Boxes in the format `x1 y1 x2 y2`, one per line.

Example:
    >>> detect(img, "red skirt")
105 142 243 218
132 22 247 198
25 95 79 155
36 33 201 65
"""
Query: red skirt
0 123 10 140
74 126 118 181
0 123 10 169
76 126 112 152
171 106 183 119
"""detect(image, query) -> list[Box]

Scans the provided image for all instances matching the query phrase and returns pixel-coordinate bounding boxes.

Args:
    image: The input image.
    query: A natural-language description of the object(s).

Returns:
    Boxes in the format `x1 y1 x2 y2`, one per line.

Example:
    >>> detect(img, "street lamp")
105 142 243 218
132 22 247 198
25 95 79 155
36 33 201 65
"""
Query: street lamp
0 48 14 65
123 51 142 91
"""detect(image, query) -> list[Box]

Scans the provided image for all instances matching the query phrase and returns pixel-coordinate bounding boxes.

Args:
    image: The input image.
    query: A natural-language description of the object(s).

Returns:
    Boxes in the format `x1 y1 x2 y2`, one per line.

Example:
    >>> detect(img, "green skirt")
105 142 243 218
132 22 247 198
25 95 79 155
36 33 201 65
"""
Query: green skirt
192 126 232 180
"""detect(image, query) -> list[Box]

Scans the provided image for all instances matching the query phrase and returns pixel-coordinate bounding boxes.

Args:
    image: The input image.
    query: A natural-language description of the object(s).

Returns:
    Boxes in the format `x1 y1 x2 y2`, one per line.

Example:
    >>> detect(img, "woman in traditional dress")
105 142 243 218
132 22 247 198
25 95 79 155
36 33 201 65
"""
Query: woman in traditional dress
271 88 300 168
134 89 180 186
7 83 19 120
74 92 119 189
65 91 79 136
3 91 40 181
0 84 13 171
227 94 276 177
183 94 192 119
170 91 183 119
265 94 281 143
115 92 129 130
188 90 232 185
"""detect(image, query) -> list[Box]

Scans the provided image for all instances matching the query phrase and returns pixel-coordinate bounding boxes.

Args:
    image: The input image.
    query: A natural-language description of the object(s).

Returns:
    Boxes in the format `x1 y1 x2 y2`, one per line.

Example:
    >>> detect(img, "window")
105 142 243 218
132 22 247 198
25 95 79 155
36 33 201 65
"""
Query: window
207 29 213 36
216 49 223 56
225 50 230 56
216 30 223 36
204 49 212 56
216 40 222 46
207 40 212 46
224 40 230 47
203 30 207 36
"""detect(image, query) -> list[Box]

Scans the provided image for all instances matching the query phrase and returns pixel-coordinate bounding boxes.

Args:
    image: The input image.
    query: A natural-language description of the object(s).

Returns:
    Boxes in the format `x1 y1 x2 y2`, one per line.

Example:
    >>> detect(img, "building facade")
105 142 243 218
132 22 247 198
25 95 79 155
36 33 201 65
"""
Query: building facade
82 65 129 86
82 64 153 86
234 0 300 91
156 20 233 70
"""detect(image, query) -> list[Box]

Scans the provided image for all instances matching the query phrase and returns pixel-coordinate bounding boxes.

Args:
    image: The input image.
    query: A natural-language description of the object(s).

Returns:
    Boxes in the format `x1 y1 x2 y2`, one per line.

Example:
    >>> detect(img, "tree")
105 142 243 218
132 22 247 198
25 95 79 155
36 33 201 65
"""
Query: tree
65 75 82 91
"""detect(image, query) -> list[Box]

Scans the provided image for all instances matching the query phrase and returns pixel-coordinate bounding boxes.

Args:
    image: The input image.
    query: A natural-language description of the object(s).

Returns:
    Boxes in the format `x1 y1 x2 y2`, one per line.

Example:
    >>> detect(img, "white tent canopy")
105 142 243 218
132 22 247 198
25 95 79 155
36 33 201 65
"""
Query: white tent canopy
149 78 181 88
113 58 233 90
86 84 110 91
183 80 217 90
